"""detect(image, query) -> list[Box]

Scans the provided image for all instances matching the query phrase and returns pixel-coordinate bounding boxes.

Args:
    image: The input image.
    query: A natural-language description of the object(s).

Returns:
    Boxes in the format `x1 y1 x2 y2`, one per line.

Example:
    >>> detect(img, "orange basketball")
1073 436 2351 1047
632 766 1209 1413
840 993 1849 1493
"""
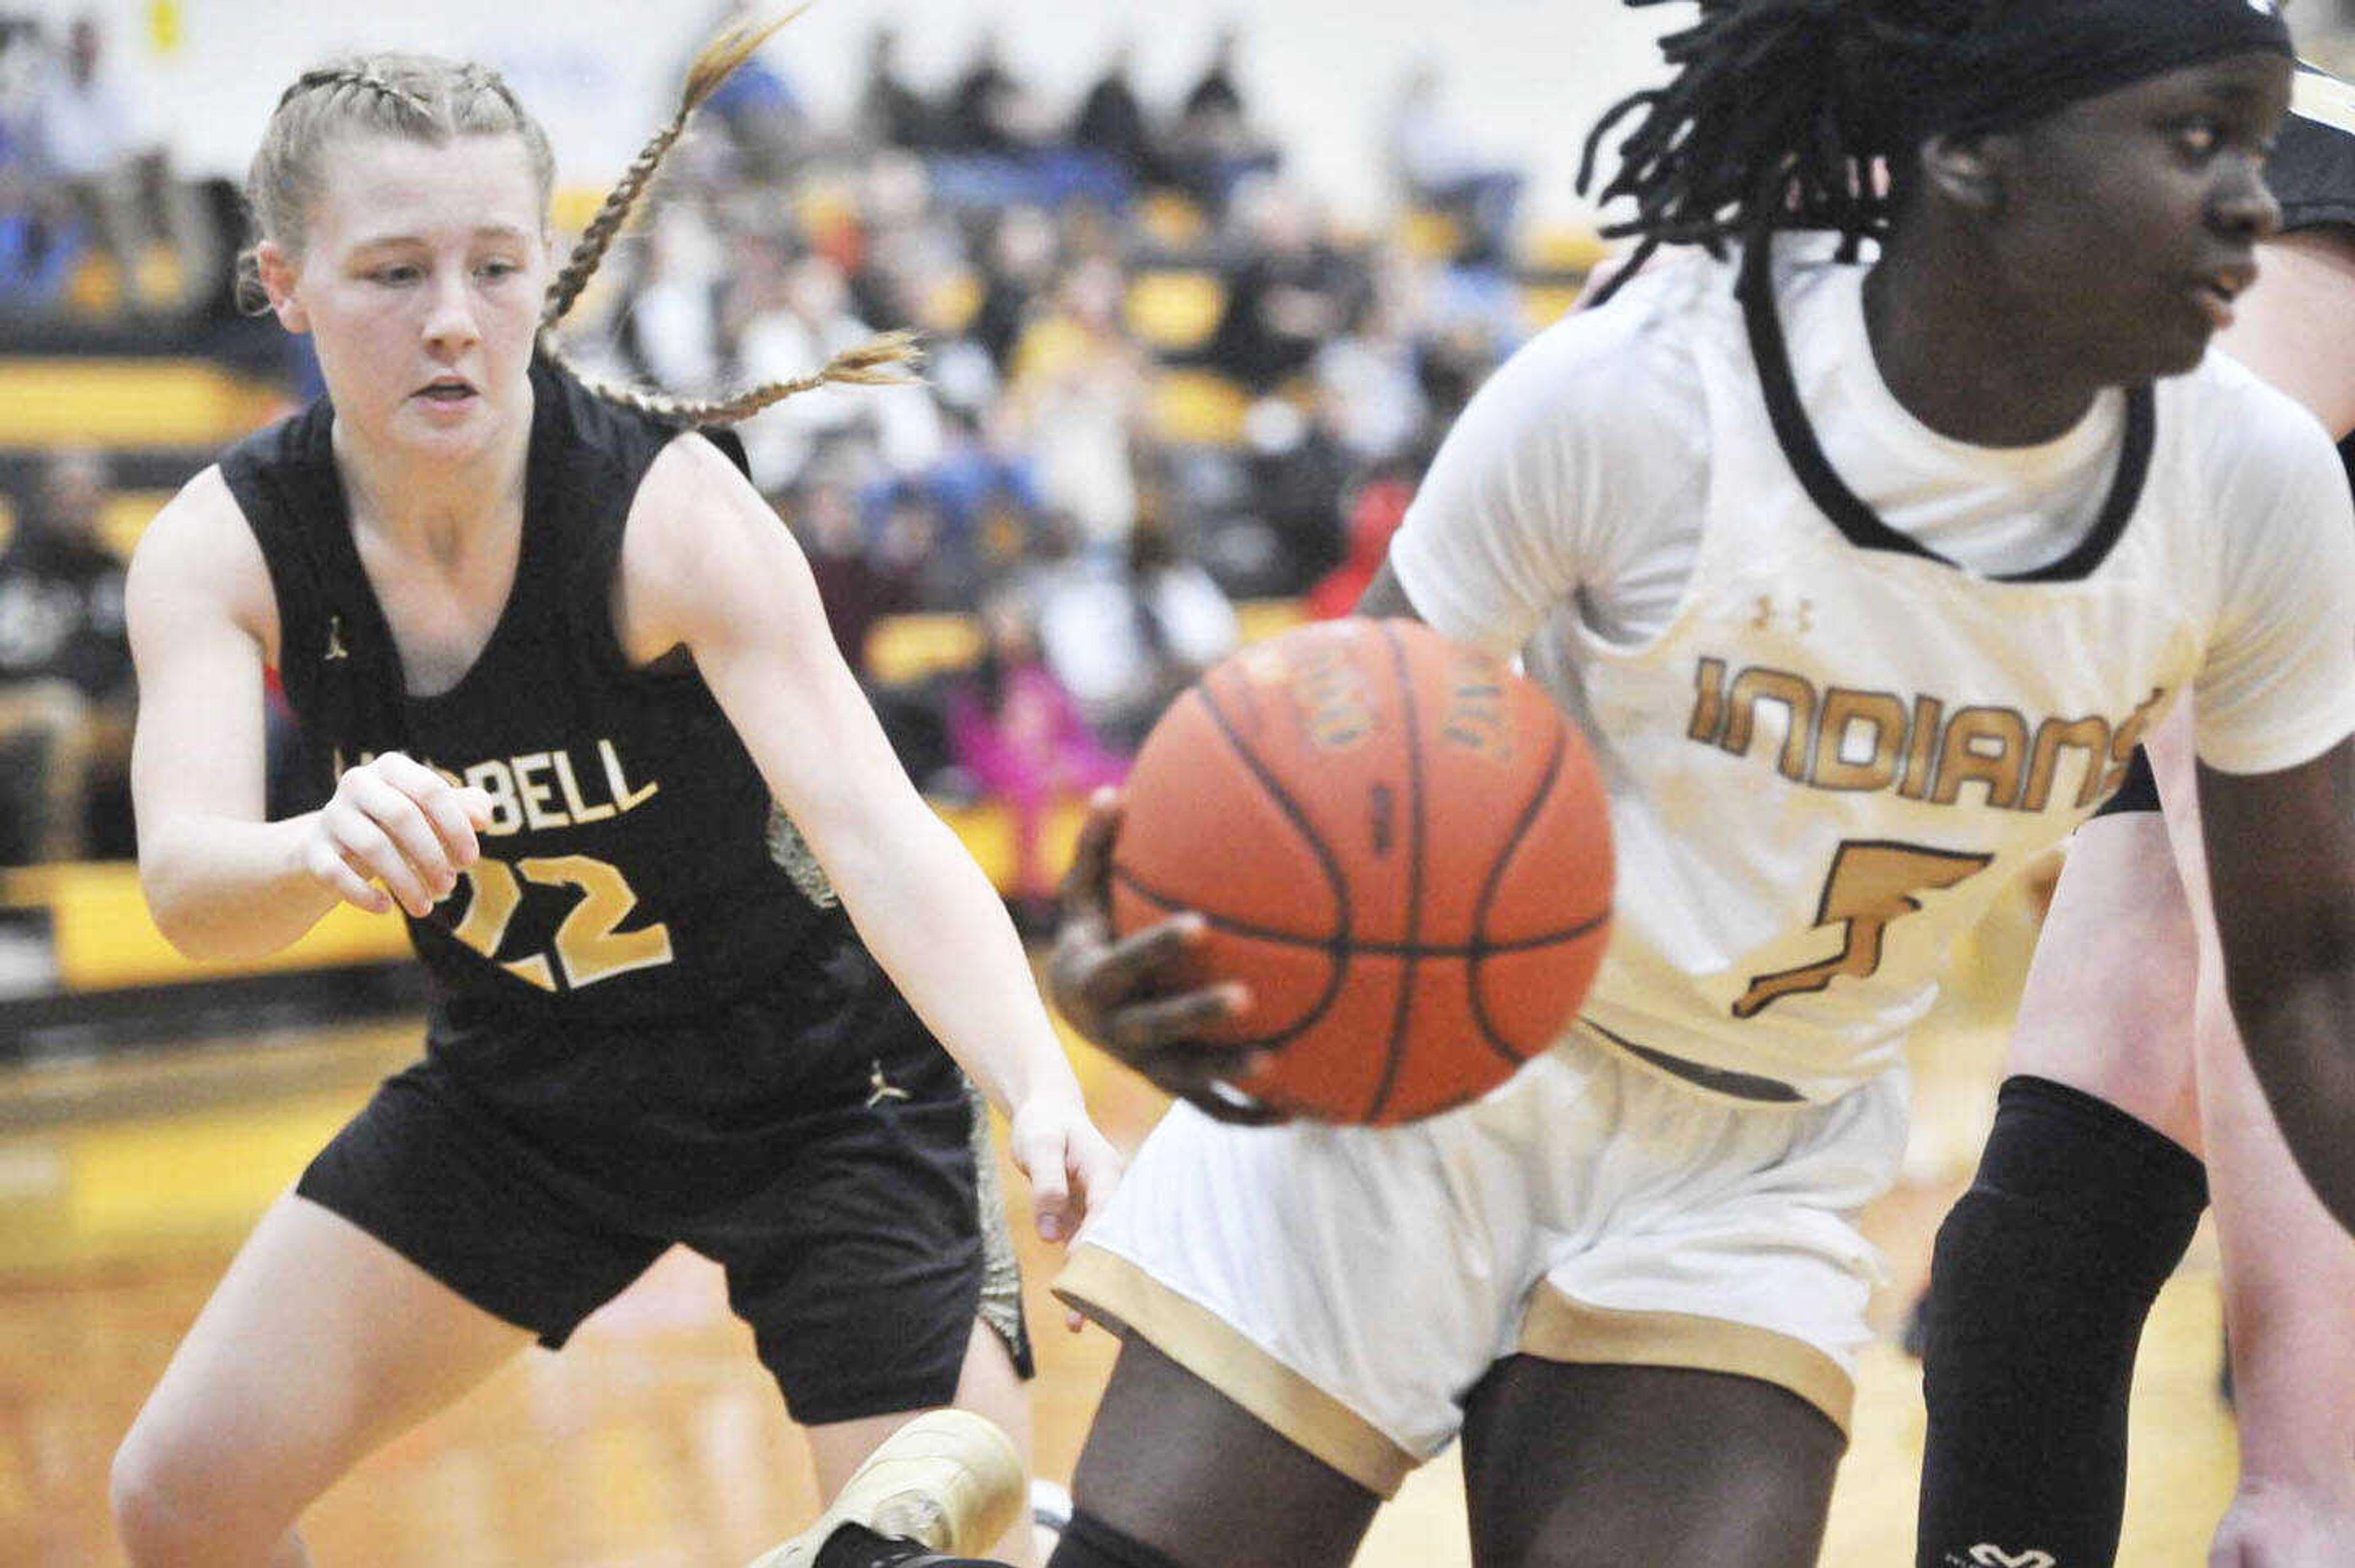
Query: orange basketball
1109 618 1614 1125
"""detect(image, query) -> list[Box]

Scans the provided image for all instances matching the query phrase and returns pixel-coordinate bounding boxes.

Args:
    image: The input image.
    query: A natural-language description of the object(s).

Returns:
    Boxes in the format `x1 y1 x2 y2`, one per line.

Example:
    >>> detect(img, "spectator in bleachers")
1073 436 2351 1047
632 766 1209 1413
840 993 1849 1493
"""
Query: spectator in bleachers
1033 509 1238 751
1166 25 1280 213
0 445 132 862
618 202 726 393
690 0 810 182
23 14 142 308
968 204 1059 375
1387 63 1525 267
948 591 1125 925
1305 468 1414 621
792 475 900 679
943 29 1038 157
1071 42 1163 192
856 25 935 151
1202 182 1365 392
735 248 941 490
1006 254 1149 548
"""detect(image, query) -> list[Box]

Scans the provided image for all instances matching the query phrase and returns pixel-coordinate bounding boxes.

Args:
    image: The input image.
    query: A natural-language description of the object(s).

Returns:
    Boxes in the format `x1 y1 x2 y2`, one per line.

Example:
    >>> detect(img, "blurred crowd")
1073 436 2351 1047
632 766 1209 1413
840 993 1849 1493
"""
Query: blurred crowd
0 6 1579 872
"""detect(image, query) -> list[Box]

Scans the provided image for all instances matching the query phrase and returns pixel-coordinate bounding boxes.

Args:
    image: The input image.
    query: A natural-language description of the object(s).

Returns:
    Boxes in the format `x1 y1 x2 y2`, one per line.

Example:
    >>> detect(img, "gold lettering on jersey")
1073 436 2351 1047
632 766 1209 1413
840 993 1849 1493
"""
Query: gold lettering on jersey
1439 656 1514 767
1690 657 1728 744
1688 656 2171 814
599 738 661 813
2021 716 2113 812
553 751 615 824
1812 689 1906 792
513 752 565 832
1723 667 1815 781
464 760 524 835
1289 642 1374 751
1897 695 1944 800
1931 707 2029 810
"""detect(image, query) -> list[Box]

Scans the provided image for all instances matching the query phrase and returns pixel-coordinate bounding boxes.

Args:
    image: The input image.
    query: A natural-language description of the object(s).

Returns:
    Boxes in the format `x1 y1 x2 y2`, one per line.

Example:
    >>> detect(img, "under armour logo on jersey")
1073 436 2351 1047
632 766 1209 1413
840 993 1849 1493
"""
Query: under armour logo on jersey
324 616 350 661
1750 595 1814 635
1962 1547 2056 1568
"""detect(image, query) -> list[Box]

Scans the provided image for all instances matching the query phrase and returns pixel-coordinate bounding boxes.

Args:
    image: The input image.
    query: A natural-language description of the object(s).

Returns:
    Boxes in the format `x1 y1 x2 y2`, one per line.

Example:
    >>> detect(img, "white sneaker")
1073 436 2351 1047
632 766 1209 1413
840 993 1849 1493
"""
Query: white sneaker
748 1409 1026 1567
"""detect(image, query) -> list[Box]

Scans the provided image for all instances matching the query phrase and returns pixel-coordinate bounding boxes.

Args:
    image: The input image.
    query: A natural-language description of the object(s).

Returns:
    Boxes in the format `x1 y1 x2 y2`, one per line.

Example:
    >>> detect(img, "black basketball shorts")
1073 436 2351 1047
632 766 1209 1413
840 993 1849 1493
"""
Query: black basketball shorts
2089 743 2160 818
294 937 1033 1426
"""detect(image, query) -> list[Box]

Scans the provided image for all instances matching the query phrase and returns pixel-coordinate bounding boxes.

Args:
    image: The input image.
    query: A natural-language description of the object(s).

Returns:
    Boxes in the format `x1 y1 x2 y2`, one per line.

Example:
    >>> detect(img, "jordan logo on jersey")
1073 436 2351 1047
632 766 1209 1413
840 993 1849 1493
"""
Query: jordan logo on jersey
1688 656 2169 813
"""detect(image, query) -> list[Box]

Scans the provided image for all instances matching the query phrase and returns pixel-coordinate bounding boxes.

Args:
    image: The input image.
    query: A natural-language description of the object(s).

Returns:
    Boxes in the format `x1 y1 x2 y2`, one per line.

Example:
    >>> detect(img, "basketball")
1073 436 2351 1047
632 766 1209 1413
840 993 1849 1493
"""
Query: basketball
1109 618 1614 1125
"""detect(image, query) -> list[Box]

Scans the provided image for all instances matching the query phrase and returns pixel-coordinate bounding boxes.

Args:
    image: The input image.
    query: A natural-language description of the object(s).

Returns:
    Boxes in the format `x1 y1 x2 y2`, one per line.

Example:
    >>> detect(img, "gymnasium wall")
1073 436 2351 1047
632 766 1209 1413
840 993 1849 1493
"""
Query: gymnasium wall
47 0 1676 223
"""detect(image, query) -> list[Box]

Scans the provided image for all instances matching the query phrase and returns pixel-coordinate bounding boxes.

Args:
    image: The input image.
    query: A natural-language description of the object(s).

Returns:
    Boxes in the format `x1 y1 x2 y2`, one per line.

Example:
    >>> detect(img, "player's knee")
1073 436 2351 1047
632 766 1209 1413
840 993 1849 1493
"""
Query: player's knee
110 1417 281 1565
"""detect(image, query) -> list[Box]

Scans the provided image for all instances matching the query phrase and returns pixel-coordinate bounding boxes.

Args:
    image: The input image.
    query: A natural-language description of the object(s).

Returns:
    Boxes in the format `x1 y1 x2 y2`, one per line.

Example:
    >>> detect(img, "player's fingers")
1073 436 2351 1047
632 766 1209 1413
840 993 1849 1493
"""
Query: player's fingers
373 755 488 866
341 773 459 900
1066 914 1209 1015
1066 1131 1123 1228
319 846 395 914
1102 982 1248 1058
1009 1122 1074 1242
1056 787 1124 925
324 806 438 917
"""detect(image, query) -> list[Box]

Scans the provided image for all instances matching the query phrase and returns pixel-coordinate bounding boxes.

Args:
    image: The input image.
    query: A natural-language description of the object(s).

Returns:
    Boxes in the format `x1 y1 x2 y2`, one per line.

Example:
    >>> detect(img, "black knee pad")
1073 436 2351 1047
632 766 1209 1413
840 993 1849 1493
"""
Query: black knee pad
1048 1510 1193 1568
1915 1074 2207 1568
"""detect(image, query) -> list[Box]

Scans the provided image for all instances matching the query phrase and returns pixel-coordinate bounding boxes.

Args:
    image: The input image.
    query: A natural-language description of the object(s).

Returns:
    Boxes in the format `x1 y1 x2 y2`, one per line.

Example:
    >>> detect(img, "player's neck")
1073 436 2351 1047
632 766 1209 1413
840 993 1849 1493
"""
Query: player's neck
1861 246 2104 449
330 409 530 562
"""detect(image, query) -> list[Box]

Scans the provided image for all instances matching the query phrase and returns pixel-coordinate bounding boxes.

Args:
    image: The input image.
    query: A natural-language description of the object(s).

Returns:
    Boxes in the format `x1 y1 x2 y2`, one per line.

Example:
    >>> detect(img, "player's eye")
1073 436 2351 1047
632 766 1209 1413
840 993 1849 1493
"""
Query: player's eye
2169 116 2223 158
369 263 422 286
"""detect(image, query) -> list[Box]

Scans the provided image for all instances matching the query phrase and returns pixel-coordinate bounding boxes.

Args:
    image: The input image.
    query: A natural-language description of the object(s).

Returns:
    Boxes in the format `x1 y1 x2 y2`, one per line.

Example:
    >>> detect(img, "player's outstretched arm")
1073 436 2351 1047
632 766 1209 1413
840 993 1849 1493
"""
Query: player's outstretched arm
126 469 493 960
622 434 1118 1241
2200 737 2355 1236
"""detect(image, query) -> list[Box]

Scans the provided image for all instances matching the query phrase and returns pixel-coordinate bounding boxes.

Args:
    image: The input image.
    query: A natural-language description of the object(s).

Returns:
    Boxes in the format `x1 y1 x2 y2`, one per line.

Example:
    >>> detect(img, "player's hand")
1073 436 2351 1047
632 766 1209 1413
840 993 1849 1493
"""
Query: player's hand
1045 790 1289 1126
301 751 496 918
1005 1092 1122 1245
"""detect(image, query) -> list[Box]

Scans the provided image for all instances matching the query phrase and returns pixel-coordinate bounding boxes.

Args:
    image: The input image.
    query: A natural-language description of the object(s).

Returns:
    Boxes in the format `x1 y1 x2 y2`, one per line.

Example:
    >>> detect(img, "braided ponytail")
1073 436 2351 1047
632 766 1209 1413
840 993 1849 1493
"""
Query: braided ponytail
539 5 923 423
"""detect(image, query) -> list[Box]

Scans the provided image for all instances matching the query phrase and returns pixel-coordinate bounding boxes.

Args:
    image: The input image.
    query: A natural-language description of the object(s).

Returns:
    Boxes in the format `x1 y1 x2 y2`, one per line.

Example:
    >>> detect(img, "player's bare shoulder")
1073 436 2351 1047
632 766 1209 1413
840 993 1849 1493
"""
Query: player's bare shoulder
614 429 802 661
123 464 280 662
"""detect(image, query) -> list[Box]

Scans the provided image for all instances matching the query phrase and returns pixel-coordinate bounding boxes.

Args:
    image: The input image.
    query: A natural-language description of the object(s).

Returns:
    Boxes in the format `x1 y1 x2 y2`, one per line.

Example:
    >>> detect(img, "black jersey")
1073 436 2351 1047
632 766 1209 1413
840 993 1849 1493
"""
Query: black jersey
2273 64 2355 488
219 356 837 1027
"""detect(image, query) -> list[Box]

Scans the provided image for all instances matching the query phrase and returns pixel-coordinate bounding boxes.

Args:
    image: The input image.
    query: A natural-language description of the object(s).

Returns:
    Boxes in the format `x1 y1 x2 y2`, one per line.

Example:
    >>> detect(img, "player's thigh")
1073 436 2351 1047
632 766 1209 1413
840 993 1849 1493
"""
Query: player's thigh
1067 1337 1380 1568
2007 807 2201 1149
113 1192 532 1542
1461 1358 1842 1568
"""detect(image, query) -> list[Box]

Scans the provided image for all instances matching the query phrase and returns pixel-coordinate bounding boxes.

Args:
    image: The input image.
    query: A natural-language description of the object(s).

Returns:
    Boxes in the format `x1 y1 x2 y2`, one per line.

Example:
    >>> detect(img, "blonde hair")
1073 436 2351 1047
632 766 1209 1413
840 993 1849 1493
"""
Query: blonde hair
250 9 917 427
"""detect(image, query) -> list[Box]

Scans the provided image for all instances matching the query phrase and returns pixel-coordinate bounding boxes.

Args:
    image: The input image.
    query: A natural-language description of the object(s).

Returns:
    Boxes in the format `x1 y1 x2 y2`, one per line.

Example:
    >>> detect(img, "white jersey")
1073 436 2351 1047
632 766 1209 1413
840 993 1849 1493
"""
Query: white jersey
1392 241 2355 1101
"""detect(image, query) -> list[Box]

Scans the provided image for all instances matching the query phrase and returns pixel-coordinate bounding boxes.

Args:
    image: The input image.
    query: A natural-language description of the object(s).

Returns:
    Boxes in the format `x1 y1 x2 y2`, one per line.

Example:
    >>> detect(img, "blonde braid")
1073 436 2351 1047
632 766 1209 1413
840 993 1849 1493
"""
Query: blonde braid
539 3 812 332
279 65 435 117
550 332 927 427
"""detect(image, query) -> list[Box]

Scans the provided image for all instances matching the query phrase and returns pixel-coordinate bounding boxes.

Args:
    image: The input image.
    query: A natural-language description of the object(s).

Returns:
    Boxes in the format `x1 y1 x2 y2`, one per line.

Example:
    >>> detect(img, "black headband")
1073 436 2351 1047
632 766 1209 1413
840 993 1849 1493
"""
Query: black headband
1907 0 2294 140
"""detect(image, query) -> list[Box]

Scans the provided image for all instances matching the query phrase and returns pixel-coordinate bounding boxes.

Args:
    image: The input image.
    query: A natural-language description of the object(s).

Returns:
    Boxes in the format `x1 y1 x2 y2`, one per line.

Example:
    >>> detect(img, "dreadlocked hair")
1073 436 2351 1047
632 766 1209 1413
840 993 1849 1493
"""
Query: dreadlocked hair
1578 0 1982 304
539 3 924 424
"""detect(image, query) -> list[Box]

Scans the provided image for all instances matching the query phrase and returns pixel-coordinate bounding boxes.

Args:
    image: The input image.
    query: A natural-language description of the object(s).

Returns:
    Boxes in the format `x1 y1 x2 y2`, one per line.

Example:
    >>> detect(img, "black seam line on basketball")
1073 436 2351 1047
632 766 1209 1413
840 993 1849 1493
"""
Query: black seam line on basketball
1363 621 1424 1123
1192 681 1357 1047
1112 865 1612 957
1468 717 1572 1066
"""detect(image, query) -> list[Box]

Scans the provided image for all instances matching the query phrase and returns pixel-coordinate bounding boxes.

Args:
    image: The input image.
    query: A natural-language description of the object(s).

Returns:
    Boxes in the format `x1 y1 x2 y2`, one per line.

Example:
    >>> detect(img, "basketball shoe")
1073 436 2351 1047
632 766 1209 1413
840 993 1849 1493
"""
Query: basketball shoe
746 1409 1025 1567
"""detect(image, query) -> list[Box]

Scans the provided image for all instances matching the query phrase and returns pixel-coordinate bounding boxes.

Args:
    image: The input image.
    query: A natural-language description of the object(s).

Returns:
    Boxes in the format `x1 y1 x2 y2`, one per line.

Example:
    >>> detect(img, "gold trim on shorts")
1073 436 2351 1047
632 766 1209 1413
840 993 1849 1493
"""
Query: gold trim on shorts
1053 1244 1419 1497
1518 1286 1855 1437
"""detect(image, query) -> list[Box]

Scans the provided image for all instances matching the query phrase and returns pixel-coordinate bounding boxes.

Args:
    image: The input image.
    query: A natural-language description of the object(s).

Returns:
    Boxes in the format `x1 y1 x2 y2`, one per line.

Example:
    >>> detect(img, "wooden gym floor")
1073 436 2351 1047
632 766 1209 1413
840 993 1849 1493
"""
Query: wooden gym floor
0 955 2240 1567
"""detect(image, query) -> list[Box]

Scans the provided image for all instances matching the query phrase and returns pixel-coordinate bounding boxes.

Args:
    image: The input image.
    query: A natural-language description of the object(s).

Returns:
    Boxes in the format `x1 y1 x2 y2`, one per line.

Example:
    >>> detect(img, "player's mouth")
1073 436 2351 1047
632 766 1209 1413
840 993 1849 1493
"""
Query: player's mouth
2189 262 2255 332
413 375 480 408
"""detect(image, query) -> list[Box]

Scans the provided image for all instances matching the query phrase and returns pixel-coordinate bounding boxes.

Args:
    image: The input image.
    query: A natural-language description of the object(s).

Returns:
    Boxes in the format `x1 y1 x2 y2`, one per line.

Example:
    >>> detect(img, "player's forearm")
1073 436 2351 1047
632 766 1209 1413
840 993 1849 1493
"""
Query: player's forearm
2232 968 2355 1238
827 809 1086 1118
139 814 342 961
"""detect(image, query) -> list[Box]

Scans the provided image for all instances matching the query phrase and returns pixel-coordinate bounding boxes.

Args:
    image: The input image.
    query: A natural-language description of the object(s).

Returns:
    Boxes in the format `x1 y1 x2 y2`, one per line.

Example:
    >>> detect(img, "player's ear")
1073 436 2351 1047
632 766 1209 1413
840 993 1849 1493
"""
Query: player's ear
255 240 311 334
1918 129 2011 217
